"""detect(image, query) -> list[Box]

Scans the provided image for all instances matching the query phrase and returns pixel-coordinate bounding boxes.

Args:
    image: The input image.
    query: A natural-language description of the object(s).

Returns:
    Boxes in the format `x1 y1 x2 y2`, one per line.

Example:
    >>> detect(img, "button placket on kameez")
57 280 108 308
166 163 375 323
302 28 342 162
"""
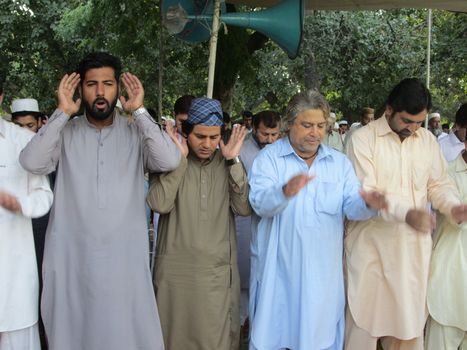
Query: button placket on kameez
97 130 107 209
200 166 208 221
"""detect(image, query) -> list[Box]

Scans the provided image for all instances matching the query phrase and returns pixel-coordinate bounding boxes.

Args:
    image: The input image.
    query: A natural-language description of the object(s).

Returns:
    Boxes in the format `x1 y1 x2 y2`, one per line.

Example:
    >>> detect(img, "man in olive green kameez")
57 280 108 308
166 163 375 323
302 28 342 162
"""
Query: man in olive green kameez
147 97 251 350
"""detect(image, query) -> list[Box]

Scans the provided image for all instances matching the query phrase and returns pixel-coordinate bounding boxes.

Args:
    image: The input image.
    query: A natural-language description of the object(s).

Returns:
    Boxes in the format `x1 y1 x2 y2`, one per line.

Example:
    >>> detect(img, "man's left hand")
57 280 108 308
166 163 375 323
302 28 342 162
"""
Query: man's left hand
120 72 145 113
220 125 247 160
360 189 388 211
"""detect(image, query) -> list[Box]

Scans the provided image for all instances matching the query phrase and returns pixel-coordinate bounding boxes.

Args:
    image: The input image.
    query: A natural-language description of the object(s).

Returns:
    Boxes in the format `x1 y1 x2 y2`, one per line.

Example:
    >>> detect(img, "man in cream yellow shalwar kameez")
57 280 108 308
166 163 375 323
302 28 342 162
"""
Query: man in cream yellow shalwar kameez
345 79 466 350
148 98 251 350
425 152 467 350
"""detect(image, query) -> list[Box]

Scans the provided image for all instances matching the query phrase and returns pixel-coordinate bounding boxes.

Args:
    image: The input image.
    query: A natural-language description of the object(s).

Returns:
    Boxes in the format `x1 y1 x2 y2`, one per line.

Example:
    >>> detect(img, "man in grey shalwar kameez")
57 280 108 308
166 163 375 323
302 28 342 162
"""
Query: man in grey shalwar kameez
20 52 180 350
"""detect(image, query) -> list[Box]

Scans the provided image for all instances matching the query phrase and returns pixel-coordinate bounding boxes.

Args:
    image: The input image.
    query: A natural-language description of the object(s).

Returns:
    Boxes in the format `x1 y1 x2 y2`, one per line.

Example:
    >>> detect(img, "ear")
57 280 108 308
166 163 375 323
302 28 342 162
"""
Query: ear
384 105 393 118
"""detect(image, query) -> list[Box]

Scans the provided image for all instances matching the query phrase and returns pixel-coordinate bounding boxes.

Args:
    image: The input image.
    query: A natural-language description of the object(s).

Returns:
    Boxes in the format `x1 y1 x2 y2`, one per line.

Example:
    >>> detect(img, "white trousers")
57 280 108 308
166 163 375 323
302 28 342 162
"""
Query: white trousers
0 323 40 350
425 317 467 350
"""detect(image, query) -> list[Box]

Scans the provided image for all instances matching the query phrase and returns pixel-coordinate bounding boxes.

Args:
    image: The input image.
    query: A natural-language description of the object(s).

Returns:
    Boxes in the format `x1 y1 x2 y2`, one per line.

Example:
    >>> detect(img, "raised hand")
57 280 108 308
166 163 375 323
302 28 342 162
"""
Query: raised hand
120 72 144 113
57 73 81 116
219 125 247 160
283 173 315 198
405 208 434 233
360 189 388 210
0 191 22 214
451 203 467 224
165 122 189 157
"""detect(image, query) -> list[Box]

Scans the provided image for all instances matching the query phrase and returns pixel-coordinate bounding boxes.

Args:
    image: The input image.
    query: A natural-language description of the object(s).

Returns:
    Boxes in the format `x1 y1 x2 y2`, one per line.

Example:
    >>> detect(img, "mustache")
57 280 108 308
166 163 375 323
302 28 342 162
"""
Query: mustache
93 97 109 108
398 129 412 138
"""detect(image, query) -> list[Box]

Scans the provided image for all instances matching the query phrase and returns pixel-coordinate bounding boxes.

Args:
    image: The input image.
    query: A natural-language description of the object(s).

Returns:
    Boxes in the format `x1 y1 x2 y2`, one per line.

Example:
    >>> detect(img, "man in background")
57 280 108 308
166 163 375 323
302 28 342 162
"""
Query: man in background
11 98 46 133
236 110 281 337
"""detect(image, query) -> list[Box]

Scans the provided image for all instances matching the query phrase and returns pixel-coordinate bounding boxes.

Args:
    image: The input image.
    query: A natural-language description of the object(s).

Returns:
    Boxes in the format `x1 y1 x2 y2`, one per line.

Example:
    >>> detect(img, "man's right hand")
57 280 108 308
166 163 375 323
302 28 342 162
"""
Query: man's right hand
0 191 22 214
165 122 189 158
282 173 315 198
405 208 434 233
57 73 81 116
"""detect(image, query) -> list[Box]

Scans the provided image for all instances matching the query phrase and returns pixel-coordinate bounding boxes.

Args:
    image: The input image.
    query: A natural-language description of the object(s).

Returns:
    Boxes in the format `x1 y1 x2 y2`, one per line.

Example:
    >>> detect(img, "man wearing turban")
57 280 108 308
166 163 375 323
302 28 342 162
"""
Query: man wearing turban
147 97 251 350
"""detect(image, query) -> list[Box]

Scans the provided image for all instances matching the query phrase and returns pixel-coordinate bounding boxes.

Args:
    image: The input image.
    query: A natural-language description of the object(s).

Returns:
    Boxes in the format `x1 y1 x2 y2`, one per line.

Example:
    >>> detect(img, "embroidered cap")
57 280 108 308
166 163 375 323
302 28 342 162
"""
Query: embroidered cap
187 97 223 126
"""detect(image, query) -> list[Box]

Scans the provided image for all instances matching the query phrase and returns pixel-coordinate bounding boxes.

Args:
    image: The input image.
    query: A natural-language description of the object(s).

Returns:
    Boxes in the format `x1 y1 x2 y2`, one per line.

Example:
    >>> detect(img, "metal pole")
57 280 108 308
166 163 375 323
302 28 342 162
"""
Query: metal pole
206 0 221 98
425 9 432 127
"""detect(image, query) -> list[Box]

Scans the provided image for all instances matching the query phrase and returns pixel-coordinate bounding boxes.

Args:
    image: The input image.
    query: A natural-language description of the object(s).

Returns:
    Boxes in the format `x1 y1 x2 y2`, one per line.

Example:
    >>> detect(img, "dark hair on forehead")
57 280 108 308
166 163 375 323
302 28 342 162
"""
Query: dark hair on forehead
12 111 43 121
77 52 122 83
174 95 195 115
386 78 432 115
253 110 281 129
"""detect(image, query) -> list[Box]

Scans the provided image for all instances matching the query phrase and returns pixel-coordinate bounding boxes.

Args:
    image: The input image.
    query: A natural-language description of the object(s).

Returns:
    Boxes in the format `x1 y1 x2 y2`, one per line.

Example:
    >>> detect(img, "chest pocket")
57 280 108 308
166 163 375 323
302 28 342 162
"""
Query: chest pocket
315 180 342 215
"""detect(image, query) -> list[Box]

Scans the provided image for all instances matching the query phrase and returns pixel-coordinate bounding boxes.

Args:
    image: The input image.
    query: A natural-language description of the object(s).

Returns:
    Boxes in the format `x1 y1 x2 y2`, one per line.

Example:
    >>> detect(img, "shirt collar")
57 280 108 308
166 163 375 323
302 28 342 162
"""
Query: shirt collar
375 115 420 139
83 110 117 129
277 136 332 161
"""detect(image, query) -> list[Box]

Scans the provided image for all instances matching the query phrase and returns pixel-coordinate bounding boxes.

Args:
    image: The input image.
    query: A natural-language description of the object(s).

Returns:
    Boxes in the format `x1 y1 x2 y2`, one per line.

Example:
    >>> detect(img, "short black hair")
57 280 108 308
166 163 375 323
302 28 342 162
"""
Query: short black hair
442 123 449 130
455 103 467 128
174 95 195 115
253 110 281 129
242 110 253 119
77 52 122 84
223 111 231 124
386 78 432 115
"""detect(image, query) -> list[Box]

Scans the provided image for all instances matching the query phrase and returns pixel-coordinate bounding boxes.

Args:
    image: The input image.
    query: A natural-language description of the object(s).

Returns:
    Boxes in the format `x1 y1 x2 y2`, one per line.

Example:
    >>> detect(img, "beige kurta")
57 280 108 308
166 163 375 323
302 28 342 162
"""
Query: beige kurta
147 151 251 350
427 154 467 331
345 116 461 339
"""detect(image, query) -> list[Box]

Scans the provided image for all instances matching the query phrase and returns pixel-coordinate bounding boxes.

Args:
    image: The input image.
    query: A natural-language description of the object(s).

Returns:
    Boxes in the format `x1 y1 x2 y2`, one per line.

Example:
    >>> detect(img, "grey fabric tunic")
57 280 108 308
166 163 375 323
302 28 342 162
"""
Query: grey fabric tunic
147 151 251 350
20 109 180 350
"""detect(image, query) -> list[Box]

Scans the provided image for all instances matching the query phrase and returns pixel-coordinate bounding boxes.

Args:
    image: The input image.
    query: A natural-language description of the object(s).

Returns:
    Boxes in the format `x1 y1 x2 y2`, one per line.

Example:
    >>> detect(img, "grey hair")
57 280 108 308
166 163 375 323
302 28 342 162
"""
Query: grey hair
283 90 330 132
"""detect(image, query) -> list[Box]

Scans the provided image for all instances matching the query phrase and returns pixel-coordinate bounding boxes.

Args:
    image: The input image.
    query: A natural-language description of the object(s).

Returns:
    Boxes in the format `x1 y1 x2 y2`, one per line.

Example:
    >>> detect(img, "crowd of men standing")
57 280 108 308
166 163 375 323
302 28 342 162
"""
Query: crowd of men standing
1 51 466 350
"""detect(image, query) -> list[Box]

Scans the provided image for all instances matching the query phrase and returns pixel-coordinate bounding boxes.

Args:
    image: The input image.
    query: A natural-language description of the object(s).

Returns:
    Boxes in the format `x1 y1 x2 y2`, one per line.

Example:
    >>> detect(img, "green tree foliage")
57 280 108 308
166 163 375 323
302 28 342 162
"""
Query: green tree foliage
0 1 465 122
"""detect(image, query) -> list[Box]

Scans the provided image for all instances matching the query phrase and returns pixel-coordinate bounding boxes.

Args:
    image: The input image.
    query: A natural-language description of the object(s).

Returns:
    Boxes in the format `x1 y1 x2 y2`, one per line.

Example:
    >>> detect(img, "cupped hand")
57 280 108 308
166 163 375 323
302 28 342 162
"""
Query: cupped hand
57 73 81 116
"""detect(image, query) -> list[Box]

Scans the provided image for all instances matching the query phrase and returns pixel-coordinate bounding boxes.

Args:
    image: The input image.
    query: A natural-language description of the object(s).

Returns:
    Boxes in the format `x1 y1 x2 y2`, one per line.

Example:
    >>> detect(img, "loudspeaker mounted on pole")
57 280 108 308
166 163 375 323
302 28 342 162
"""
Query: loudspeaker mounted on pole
162 0 303 97
162 0 304 59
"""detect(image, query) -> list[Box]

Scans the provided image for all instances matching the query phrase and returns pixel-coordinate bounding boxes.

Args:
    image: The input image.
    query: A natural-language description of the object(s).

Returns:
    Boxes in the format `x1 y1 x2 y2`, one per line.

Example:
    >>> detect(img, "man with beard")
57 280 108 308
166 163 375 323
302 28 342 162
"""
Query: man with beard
344 79 467 350
427 112 447 139
20 52 180 350
235 110 281 334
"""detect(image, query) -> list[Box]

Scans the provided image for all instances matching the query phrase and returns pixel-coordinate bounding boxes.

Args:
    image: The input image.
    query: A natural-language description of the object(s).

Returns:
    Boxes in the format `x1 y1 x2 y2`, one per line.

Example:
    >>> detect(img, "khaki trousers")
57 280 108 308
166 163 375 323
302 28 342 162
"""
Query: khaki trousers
345 309 423 350
425 317 467 350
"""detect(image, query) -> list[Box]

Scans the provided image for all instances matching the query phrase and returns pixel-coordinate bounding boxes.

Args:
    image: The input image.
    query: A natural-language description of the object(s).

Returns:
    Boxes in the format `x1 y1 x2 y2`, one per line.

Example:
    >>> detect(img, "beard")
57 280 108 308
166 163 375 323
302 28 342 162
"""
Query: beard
84 96 118 121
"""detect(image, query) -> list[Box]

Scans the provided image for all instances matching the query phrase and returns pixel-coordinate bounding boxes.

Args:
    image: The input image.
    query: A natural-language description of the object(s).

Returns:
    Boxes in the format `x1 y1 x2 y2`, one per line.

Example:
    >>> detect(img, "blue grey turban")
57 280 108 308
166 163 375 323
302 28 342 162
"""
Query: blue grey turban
187 97 224 126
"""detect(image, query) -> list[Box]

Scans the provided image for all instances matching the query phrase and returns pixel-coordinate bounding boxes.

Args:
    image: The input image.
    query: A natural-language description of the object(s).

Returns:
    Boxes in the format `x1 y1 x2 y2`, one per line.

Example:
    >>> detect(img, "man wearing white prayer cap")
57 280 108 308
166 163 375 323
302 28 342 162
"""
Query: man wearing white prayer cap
11 98 46 133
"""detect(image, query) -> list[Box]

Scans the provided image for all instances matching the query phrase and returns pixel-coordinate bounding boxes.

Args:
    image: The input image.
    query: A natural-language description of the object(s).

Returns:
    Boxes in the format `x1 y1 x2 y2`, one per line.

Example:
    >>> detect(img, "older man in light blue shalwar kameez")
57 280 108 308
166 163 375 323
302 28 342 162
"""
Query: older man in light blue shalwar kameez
248 91 385 350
